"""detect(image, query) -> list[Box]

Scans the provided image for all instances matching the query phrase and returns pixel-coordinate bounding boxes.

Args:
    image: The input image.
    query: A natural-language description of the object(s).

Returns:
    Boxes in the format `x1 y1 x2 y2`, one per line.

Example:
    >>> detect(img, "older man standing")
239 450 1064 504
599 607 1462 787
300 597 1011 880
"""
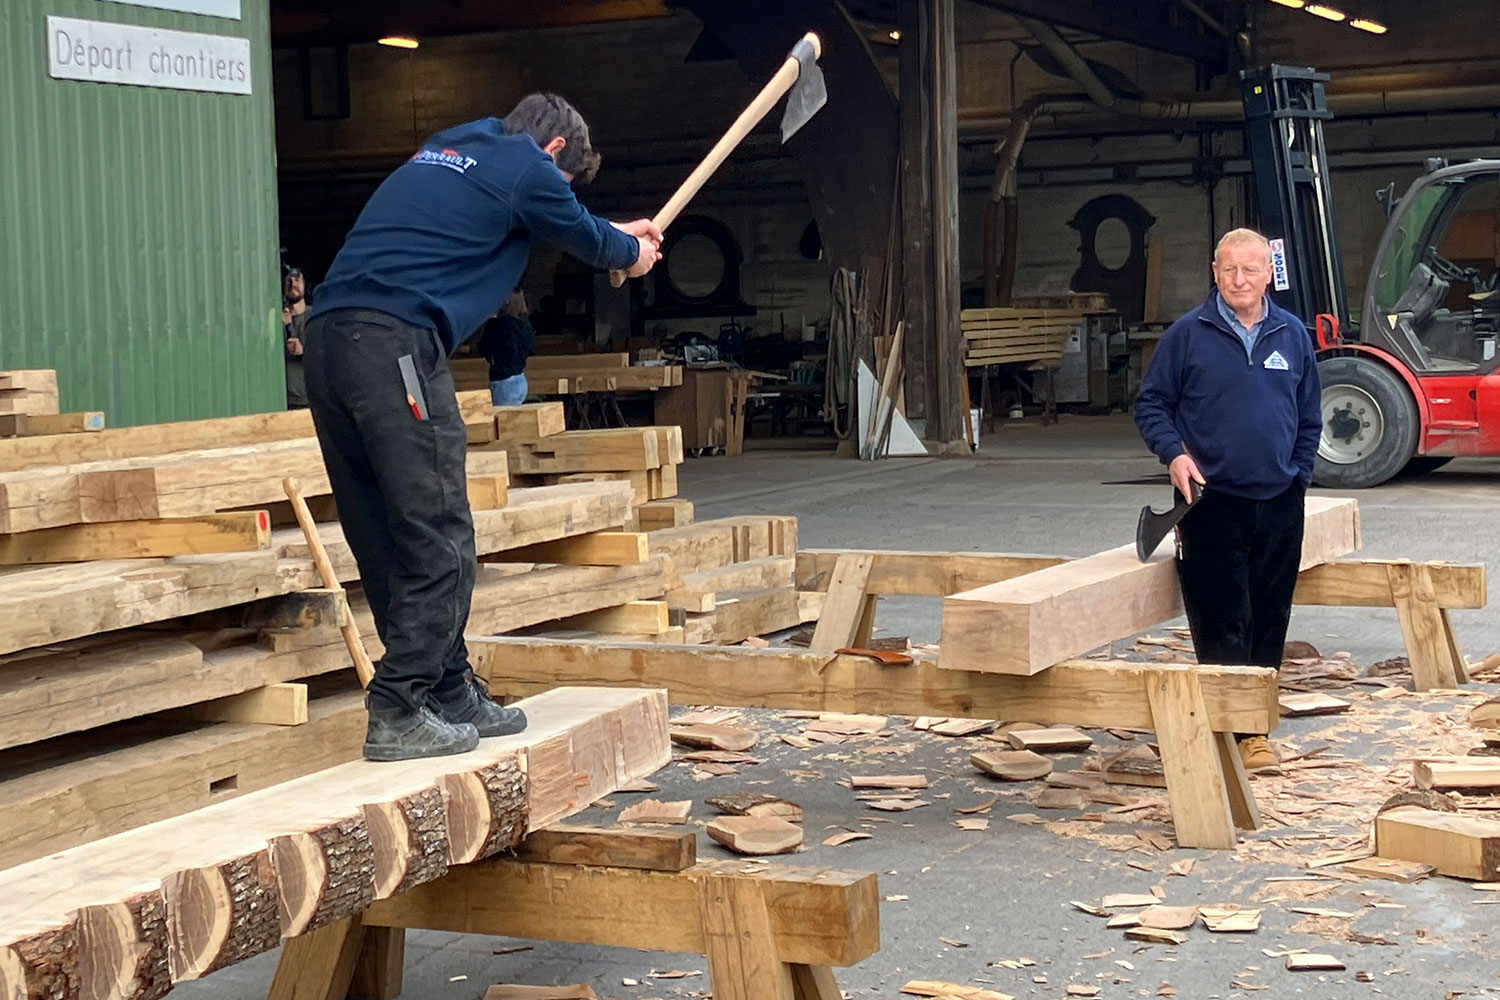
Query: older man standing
1134 228 1322 770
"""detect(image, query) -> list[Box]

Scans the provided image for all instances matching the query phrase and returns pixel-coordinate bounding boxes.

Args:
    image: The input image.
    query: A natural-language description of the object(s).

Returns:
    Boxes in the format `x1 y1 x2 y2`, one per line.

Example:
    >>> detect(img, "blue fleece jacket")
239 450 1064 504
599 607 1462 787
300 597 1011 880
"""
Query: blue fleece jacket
1134 290 1322 499
309 119 639 354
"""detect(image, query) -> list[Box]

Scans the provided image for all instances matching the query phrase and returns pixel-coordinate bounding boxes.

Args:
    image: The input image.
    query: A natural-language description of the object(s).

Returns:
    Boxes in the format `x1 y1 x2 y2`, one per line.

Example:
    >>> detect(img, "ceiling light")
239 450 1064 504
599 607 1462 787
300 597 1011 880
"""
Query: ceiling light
1350 17 1387 32
1305 4 1346 19
1266 0 1306 7
378 35 419 49
888 29 901 41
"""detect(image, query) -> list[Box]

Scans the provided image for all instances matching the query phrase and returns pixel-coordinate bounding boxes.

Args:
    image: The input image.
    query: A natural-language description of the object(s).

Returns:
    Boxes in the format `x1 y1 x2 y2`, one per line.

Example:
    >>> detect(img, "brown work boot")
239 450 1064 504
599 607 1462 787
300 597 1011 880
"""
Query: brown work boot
1237 735 1280 772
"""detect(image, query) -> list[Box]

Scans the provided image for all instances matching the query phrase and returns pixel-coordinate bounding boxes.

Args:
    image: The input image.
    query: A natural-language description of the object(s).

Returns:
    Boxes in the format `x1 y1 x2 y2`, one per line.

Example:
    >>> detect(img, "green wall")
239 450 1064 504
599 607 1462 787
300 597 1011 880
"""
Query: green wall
0 0 282 426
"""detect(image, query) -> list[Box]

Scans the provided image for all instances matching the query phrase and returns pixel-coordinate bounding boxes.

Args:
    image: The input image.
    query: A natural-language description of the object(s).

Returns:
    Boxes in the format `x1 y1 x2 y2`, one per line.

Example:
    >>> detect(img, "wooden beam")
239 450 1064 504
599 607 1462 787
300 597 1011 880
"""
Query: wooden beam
796 549 1067 596
473 638 1279 736
810 554 875 654
494 402 567 444
360 858 880 969
348 926 404 1000
1376 809 1500 881
556 601 671 636
683 588 805 645
1413 758 1500 790
500 532 648 566
0 687 669 997
0 411 105 437
0 389 492 475
648 517 800 575
701 874 795 1000
634 499 694 532
939 497 1360 675
1293 558 1485 608
467 474 510 511
668 556 796 613
168 683 309 726
510 428 663 474
512 826 696 871
1388 561 1464 690
0 511 271 564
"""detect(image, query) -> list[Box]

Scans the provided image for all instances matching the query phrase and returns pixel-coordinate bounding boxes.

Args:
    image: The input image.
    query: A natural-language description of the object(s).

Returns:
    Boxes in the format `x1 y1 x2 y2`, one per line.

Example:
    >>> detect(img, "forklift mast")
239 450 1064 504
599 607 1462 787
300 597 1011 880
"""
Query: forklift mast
1240 65 1351 333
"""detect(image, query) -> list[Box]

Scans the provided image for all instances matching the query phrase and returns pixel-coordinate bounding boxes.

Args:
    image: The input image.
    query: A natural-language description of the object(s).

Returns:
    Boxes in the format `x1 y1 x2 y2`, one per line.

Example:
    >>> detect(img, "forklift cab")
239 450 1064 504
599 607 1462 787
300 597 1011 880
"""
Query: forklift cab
1363 160 1500 375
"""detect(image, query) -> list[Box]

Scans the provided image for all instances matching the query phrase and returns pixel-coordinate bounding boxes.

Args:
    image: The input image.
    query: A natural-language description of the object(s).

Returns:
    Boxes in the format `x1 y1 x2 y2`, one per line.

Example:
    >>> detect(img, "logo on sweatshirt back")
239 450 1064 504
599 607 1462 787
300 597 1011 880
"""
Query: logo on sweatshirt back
1263 350 1289 371
411 147 477 174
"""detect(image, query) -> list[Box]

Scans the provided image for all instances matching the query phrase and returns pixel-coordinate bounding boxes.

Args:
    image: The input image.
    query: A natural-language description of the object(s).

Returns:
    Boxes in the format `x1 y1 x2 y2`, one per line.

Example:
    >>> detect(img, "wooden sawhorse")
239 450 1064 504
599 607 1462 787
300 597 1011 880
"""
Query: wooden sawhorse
268 828 879 1000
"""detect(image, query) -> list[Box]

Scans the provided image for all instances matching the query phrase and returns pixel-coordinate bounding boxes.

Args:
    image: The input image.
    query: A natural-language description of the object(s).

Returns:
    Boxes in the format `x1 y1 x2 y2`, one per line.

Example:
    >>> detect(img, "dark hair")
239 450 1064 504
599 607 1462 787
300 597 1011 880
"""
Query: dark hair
502 93 602 184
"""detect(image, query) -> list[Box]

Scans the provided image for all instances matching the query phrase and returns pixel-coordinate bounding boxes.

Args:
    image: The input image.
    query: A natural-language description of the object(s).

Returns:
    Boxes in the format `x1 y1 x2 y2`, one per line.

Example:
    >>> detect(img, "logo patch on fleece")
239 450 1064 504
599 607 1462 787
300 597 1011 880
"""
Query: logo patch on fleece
411 148 477 174
1263 350 1290 371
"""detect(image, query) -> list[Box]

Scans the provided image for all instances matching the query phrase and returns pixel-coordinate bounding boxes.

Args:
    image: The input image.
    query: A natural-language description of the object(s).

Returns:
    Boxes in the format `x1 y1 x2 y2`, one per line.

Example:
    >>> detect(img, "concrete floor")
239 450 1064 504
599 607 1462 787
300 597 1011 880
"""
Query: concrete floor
180 414 1500 1000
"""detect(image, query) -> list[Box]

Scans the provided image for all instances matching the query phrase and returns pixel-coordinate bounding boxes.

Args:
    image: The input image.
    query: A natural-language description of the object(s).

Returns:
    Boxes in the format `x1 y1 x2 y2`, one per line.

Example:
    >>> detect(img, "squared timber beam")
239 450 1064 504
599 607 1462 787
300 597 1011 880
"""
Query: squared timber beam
499 532 648 566
359 857 879 968
471 638 1279 736
939 497 1360 675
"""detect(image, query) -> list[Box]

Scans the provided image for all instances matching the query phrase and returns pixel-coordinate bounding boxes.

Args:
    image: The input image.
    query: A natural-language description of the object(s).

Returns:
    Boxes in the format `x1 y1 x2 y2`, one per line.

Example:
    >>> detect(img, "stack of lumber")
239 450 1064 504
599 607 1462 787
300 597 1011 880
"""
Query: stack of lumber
479 402 684 506
0 368 106 437
959 308 1087 367
0 388 690 870
451 353 683 395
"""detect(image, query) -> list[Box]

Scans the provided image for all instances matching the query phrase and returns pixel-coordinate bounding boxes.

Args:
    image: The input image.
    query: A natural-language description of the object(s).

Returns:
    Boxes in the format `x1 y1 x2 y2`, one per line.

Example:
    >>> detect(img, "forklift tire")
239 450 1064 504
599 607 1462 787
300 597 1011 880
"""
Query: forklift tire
1313 356 1419 489
1398 456 1453 478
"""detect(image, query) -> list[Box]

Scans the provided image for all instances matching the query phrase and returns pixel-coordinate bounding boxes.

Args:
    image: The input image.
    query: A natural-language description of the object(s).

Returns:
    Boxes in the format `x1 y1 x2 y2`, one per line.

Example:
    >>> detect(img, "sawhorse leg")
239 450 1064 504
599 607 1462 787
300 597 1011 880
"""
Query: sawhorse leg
1388 562 1465 689
1147 668 1260 849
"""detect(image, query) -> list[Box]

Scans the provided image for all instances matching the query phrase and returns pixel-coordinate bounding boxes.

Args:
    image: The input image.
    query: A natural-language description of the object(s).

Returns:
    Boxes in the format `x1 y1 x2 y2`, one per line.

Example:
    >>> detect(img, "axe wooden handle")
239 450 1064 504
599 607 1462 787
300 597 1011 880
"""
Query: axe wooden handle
610 31 821 288
283 477 376 688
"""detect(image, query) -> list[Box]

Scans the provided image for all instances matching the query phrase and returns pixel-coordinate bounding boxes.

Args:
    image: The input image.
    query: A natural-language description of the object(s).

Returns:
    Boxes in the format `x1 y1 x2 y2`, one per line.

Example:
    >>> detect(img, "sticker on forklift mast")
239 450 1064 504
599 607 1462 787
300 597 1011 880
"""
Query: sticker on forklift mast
1269 238 1291 291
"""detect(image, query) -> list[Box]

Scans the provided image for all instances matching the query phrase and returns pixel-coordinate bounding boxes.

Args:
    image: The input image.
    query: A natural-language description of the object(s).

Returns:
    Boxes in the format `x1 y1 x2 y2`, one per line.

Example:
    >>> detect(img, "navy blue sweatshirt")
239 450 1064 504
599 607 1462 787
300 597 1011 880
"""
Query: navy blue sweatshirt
309 119 639 354
1134 290 1321 499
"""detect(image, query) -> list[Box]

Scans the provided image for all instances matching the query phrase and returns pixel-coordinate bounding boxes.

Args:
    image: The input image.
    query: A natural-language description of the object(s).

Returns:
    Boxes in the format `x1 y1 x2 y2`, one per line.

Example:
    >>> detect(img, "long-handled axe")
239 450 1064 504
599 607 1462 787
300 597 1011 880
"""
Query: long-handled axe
610 32 827 287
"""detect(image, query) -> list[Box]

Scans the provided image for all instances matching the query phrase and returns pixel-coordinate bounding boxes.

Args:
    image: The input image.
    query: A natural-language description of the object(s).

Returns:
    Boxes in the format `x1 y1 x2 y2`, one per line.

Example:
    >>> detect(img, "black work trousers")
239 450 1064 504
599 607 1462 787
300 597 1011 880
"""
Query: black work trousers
1175 482 1304 669
303 309 476 712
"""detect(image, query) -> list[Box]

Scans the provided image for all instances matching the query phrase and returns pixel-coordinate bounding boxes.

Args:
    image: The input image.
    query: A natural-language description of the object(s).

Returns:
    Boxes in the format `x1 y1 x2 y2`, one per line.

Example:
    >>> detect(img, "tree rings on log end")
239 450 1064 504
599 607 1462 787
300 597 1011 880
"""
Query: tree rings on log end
162 852 280 981
362 786 450 900
270 818 375 938
77 890 170 1000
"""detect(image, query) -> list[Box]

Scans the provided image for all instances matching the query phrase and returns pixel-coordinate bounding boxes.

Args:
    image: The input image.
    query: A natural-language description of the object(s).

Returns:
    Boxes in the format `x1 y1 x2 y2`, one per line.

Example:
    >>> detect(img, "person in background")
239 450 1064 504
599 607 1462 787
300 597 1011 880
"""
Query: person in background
283 267 309 409
479 290 536 406
301 93 661 761
1132 227 1321 773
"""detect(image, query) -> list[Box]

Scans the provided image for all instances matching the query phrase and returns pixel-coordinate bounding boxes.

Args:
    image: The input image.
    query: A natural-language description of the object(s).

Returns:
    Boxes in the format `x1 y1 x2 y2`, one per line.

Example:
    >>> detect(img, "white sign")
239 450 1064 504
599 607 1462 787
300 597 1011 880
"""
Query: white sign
100 0 241 20
1268 237 1291 292
48 16 251 94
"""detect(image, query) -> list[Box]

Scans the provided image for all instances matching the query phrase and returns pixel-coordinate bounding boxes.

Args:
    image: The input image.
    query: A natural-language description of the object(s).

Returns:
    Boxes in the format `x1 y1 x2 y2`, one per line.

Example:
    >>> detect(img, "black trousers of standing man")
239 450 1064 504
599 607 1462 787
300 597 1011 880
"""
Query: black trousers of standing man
1175 483 1305 669
302 308 476 713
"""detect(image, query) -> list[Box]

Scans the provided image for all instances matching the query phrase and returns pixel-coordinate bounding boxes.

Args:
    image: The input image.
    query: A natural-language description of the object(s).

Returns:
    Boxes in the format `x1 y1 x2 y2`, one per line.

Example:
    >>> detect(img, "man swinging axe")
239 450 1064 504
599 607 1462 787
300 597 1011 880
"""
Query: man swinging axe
1133 228 1322 772
303 94 663 761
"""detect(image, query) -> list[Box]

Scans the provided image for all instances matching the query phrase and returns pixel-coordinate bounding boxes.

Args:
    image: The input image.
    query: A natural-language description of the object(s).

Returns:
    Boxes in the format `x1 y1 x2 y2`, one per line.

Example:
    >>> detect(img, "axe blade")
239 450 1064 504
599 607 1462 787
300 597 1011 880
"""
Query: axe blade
780 34 828 142
1134 483 1202 561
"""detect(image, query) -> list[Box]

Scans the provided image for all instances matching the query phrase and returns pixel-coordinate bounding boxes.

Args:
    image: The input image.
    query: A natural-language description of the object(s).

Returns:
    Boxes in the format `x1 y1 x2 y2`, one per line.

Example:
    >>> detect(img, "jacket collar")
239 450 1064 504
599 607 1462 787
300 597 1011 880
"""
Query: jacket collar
1195 289 1290 339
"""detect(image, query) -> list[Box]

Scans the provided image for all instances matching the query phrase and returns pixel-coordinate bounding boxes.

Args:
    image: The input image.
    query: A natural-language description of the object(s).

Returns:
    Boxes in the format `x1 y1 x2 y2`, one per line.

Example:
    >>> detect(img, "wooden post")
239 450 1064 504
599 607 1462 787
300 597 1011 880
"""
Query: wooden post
267 916 366 1000
1214 731 1262 831
699 875 795 1000
348 927 405 1000
810 554 876 653
1147 669 1237 850
1388 561 1461 690
898 0 964 443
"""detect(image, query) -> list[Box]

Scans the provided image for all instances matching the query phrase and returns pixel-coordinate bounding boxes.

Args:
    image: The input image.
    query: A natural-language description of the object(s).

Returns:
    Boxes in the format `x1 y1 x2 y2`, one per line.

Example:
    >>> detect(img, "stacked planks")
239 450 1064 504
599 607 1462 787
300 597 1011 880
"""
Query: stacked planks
0 368 106 438
451 352 683 396
959 308 1087 367
482 401 684 506
0 389 686 871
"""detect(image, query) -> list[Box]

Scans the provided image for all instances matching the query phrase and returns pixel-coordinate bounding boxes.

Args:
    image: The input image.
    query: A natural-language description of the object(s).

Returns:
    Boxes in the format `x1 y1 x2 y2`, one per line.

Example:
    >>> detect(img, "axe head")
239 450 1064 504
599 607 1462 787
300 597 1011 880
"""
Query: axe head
1134 482 1202 561
780 33 828 142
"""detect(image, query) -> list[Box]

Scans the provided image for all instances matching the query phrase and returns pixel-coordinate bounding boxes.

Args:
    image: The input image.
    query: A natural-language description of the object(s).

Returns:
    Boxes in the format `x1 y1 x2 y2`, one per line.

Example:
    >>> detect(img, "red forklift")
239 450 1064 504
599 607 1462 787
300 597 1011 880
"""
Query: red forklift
1241 66 1500 488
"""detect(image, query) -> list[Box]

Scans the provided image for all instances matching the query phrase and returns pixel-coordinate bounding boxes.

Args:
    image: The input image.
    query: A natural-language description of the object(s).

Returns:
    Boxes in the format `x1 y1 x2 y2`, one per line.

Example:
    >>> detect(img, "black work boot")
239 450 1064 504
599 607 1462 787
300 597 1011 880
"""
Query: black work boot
363 698 480 762
429 672 528 738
